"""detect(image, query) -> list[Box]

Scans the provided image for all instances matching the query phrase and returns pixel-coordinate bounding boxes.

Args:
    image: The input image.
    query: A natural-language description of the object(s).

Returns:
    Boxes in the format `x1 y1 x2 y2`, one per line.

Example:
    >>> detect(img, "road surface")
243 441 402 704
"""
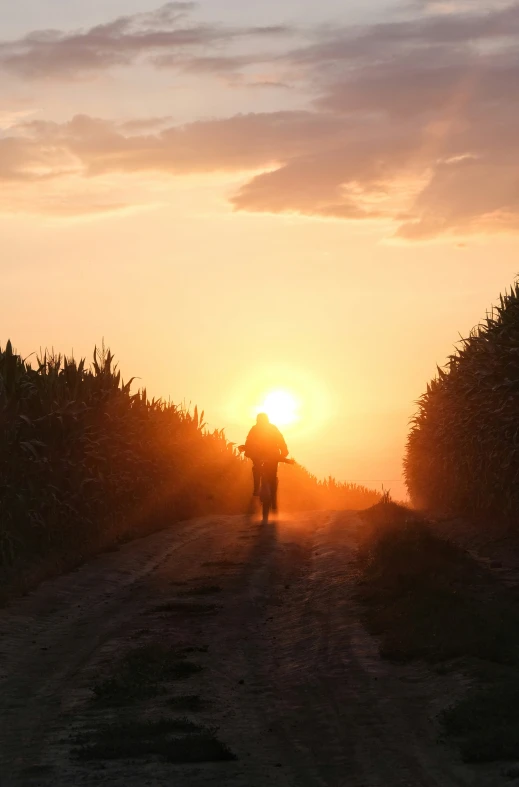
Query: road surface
0 511 501 786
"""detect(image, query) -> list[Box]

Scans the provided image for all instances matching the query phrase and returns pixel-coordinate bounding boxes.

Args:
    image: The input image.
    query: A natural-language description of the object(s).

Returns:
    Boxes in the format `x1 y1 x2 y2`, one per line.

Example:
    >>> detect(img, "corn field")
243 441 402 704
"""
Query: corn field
279 465 381 512
405 280 519 521
0 340 379 586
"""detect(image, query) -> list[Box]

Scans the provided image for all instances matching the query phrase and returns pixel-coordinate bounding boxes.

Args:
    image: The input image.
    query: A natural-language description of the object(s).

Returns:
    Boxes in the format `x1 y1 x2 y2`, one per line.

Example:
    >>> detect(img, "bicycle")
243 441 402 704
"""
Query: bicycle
239 447 295 524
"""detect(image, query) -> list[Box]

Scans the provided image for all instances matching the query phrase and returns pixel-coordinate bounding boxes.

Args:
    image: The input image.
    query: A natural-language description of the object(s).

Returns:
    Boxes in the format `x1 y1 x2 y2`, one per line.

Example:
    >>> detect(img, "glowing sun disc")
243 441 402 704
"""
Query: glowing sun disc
259 390 300 427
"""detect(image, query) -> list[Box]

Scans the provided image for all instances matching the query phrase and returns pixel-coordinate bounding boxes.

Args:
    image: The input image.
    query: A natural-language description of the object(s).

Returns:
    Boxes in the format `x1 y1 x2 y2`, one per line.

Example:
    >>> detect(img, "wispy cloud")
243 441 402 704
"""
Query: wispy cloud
0 2 293 80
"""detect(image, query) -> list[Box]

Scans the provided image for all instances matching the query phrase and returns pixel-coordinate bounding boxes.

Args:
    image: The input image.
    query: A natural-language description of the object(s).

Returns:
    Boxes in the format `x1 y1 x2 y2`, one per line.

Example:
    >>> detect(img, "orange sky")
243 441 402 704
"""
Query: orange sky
2 0 518 500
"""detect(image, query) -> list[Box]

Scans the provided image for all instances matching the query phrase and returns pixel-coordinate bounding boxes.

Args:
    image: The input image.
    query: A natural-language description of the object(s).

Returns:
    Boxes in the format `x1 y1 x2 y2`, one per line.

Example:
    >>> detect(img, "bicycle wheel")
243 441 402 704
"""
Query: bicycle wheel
260 478 271 524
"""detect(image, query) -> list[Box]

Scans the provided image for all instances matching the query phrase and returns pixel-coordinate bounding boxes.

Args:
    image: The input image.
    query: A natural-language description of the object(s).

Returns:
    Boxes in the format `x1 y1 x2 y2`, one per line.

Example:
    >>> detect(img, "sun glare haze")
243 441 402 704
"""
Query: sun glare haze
257 390 300 428
2 0 519 499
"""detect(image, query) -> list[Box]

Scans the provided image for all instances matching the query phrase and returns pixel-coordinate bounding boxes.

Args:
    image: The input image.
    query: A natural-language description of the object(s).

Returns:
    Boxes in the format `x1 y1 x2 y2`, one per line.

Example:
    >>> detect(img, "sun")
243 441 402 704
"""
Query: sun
259 390 300 427
227 363 331 439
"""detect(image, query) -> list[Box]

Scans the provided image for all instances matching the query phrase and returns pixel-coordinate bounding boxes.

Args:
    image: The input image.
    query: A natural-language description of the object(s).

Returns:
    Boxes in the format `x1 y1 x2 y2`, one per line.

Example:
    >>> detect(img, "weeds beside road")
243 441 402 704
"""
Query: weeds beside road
358 497 519 764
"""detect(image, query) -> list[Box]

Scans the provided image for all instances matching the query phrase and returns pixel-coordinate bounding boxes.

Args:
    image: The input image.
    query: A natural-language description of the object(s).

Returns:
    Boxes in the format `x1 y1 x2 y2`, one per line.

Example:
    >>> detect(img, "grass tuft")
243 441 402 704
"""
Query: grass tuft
92 644 202 706
73 717 236 763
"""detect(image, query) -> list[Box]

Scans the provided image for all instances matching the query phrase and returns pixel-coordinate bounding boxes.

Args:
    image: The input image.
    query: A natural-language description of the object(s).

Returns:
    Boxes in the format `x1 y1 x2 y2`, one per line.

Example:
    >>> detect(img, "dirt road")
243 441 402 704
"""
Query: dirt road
0 512 503 786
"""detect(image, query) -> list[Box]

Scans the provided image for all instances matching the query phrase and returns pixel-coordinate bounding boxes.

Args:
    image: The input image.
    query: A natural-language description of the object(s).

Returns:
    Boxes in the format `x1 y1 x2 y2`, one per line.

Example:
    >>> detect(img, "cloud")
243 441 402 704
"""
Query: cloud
0 132 76 182
412 1 512 13
395 155 519 238
0 2 293 80
240 1 519 237
118 116 174 133
0 108 38 131
4 2 519 237
4 112 341 180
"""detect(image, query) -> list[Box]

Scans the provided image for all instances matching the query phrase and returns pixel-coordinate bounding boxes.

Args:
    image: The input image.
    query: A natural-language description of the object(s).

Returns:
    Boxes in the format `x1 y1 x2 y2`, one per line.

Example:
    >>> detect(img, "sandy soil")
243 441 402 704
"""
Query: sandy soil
0 511 506 786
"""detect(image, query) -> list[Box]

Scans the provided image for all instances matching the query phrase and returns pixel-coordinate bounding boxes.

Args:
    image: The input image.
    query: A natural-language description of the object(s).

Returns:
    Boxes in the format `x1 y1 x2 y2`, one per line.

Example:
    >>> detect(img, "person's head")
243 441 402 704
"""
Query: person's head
256 412 270 427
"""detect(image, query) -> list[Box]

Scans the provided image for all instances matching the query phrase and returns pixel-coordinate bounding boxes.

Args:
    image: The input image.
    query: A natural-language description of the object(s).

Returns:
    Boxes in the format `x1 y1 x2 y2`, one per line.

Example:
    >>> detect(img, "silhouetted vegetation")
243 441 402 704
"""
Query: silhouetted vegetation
358 498 519 763
405 280 519 522
0 339 379 593
279 463 381 512
358 498 519 664
92 644 202 706
0 340 248 592
73 717 235 763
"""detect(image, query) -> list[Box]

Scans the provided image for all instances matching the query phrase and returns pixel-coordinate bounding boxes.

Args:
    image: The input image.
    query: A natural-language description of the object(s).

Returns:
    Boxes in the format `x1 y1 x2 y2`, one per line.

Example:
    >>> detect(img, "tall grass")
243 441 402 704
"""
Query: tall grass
0 340 379 587
405 279 519 522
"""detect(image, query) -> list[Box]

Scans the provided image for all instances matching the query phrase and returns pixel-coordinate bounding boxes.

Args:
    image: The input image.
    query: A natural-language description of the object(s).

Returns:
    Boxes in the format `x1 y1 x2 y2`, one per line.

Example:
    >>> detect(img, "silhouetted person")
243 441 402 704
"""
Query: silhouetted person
242 412 288 511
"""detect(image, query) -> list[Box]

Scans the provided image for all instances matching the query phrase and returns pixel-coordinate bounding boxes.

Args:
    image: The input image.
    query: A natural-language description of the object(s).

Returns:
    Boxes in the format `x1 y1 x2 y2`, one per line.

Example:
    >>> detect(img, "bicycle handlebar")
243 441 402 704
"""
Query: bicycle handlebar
237 445 296 465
